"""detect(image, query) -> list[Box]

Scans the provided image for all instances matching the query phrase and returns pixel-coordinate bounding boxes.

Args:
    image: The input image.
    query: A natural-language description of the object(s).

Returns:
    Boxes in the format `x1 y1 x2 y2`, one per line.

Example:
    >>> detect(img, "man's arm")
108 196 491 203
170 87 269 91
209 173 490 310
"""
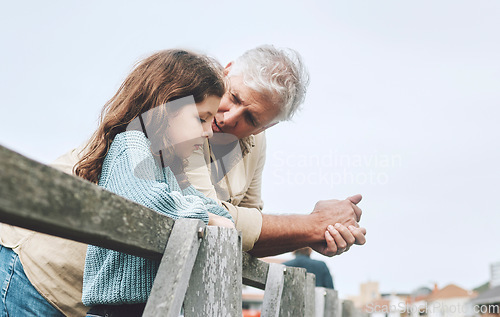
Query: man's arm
249 195 366 257
186 136 366 256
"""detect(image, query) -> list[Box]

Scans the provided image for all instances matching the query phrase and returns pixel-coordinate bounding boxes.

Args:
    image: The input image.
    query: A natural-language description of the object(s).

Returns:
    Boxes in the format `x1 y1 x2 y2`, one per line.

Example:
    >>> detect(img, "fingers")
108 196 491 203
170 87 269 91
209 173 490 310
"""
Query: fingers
207 212 216 226
207 213 235 228
333 223 356 247
327 225 348 254
346 194 362 205
348 225 367 245
323 230 338 257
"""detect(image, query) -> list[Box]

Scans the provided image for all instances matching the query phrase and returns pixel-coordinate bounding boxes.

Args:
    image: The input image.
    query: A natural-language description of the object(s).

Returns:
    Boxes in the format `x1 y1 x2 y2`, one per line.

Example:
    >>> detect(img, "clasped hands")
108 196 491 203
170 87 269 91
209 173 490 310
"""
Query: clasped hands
311 194 367 257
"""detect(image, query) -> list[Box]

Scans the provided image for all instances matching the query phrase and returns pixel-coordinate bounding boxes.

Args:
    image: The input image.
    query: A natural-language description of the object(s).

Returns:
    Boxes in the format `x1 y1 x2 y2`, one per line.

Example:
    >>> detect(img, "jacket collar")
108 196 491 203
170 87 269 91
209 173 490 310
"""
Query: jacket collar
239 135 255 157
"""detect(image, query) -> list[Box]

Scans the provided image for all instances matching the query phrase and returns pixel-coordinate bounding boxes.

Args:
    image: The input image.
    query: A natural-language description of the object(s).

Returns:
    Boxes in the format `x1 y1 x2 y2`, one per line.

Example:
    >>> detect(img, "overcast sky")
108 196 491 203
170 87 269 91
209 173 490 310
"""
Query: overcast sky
1 0 499 299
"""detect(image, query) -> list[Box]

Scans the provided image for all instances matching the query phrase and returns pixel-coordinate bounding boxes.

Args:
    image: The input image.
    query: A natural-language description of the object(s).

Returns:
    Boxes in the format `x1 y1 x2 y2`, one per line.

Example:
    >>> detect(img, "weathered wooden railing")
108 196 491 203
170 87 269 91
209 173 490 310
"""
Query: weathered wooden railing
0 144 345 317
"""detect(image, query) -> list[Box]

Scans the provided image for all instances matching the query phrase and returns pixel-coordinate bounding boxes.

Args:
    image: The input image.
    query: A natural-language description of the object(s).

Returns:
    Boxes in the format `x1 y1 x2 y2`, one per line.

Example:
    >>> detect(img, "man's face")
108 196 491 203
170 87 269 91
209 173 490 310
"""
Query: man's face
212 72 280 140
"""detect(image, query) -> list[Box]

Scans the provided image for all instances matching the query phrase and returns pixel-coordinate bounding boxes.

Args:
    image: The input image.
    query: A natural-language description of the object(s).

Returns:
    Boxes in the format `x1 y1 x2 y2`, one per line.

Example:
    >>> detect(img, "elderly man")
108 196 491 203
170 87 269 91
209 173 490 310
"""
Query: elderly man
0 45 366 316
186 45 366 257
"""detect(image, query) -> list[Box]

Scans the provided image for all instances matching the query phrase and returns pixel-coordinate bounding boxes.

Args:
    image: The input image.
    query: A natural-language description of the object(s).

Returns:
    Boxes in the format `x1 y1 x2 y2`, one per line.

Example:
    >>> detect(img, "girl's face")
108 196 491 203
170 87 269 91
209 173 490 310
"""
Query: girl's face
167 95 220 159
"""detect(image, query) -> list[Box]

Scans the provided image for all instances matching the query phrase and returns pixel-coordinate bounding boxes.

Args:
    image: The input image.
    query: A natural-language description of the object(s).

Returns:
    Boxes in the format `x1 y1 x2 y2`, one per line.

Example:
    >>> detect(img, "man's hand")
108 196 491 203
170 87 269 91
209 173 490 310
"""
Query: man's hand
310 194 366 257
249 194 366 258
311 194 362 227
312 224 367 256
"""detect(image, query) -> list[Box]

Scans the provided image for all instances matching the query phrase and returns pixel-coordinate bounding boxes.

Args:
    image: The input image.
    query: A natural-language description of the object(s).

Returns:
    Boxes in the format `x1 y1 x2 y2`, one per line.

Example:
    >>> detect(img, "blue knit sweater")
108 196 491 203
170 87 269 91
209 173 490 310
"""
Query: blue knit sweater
82 130 233 306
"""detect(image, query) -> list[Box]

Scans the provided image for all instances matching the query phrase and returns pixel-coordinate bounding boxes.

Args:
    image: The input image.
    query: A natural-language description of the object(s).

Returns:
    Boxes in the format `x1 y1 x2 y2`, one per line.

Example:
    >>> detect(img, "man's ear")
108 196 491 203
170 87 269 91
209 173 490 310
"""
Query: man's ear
223 62 233 77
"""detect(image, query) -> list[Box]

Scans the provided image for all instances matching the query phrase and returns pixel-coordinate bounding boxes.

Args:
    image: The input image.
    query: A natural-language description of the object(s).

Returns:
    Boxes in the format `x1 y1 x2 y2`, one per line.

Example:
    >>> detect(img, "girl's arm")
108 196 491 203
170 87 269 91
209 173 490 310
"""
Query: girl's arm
207 213 235 228
181 185 233 222
100 133 212 223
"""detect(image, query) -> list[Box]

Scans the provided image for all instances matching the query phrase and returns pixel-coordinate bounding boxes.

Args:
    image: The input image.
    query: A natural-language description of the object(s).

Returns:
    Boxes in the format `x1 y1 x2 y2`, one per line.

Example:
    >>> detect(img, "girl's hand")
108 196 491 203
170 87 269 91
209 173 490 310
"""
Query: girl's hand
208 212 235 229
325 223 367 256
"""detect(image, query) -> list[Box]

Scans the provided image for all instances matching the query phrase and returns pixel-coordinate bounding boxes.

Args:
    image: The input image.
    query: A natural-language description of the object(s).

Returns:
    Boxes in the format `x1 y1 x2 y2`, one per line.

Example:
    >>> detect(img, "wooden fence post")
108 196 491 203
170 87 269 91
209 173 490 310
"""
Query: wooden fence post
183 226 242 316
279 266 307 316
261 263 286 317
325 289 339 317
315 288 338 317
342 299 356 317
305 273 317 317
142 219 205 316
315 288 326 317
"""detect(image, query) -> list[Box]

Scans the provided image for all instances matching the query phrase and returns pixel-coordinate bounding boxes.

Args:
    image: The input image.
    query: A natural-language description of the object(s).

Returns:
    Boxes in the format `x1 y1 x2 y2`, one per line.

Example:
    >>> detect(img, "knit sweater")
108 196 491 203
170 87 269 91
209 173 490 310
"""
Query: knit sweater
82 130 233 306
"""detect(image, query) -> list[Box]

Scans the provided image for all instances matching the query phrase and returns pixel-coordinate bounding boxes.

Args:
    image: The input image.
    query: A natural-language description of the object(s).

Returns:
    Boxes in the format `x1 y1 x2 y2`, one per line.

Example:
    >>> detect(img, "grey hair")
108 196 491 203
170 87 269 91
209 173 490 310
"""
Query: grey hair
228 45 310 122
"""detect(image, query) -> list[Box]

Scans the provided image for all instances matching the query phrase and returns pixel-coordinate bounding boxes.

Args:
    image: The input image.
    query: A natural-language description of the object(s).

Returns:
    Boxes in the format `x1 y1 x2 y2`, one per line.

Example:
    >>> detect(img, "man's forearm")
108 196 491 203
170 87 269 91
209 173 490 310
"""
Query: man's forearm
247 197 364 258
248 213 324 257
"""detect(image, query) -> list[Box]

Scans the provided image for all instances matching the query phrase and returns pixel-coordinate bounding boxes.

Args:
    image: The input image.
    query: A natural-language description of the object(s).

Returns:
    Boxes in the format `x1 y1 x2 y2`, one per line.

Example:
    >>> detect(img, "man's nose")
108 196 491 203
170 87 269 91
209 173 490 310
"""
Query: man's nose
222 106 244 127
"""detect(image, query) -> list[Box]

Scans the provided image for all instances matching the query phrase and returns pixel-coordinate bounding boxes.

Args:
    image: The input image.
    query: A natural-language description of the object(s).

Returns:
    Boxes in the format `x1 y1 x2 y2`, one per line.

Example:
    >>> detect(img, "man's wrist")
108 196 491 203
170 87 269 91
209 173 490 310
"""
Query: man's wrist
249 213 325 257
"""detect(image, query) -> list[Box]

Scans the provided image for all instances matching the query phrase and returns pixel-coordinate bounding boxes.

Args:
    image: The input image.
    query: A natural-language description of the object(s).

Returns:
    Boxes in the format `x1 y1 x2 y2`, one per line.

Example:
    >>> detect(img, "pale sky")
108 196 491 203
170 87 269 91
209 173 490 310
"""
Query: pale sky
1 0 499 299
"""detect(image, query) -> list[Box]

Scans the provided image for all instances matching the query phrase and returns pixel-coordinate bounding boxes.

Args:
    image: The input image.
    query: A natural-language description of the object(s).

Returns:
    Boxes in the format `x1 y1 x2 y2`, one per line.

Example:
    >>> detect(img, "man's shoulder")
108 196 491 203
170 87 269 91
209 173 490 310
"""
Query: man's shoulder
50 145 85 175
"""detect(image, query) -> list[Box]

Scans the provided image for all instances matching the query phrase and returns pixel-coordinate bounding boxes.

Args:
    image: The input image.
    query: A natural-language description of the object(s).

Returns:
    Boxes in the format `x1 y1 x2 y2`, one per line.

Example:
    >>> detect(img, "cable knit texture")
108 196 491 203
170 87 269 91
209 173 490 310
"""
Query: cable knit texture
82 130 233 306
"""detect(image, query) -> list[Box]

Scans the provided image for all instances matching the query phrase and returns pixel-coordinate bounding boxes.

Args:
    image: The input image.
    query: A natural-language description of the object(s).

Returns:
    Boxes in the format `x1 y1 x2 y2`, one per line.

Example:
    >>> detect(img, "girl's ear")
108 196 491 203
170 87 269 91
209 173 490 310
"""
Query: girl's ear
223 62 233 76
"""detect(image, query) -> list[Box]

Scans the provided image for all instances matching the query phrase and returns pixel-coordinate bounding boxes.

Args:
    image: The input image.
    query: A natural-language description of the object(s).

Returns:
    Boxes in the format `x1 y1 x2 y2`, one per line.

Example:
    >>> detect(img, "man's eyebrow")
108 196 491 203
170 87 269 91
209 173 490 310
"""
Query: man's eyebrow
205 111 213 116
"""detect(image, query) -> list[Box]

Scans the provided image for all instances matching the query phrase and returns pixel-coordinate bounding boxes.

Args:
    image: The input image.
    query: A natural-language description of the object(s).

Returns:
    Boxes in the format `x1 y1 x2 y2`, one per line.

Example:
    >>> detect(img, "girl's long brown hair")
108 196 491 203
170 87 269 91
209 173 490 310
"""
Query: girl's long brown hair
75 50 225 184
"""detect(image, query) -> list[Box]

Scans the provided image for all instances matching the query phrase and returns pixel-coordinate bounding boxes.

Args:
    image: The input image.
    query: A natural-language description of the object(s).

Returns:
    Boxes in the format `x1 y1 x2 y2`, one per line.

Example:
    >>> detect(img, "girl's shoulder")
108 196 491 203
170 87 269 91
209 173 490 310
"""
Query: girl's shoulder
112 130 151 151
104 130 152 163
99 130 158 186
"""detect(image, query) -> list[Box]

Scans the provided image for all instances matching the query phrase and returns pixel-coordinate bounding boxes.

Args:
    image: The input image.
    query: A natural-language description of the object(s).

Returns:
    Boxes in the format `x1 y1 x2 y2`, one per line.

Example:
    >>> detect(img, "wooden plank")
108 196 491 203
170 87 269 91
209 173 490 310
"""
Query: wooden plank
324 289 338 317
242 252 269 289
261 263 285 317
183 227 242 317
0 145 173 260
305 273 316 317
330 290 339 317
0 145 275 292
279 266 307 317
143 219 205 317
341 299 355 317
315 288 338 317
315 288 326 317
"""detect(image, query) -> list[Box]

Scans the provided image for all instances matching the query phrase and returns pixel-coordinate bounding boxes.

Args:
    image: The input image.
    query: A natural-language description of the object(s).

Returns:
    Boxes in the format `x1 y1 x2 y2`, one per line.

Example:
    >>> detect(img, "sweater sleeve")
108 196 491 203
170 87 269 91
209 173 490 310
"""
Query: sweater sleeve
182 185 234 222
99 133 210 224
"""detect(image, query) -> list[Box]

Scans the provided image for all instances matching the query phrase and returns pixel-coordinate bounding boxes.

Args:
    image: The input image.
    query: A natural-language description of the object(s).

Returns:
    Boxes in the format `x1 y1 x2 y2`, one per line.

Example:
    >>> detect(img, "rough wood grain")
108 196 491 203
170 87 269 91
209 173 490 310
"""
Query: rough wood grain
143 219 205 316
0 145 173 259
305 273 316 317
279 266 307 317
183 227 242 317
242 252 269 290
315 288 338 317
261 263 286 317
326 289 339 317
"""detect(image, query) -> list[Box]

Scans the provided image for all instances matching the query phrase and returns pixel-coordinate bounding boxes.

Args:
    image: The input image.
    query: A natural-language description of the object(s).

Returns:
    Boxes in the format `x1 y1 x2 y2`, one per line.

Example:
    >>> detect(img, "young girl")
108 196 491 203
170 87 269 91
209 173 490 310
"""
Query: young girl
75 50 234 316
